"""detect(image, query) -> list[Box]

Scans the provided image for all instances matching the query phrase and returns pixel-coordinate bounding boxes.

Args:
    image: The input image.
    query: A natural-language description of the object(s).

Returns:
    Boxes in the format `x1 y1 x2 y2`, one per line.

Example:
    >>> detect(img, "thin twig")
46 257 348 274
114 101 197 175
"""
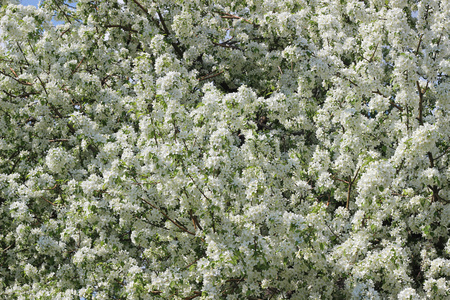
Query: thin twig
105 24 138 33
335 72 358 87
60 28 71 37
212 37 241 50
351 166 361 185
2 90 38 98
43 184 58 190
182 257 201 270
389 100 404 112
49 104 75 132
434 146 450 161
331 175 349 184
372 90 404 112
346 176 352 210
415 34 424 55
198 70 224 81
221 12 253 24
183 292 202 300
131 0 150 17
368 42 379 62
139 198 199 238
345 166 361 210
150 291 162 295
0 70 33 86
1 243 14 252
51 0 72 23
181 141 213 203
156 8 170 35
8 67 18 77
416 80 428 125
156 8 183 57
347 78 359 87
70 57 85 76
41 197 56 206
325 222 343 242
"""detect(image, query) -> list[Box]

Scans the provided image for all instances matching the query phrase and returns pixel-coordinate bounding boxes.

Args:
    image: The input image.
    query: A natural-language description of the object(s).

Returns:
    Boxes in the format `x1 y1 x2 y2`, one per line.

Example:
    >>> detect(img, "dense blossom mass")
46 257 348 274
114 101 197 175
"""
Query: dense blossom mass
0 0 449 298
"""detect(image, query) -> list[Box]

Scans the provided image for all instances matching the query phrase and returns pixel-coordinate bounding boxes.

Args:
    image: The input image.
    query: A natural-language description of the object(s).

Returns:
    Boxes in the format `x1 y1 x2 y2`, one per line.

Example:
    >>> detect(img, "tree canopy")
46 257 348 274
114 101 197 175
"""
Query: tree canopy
0 0 449 299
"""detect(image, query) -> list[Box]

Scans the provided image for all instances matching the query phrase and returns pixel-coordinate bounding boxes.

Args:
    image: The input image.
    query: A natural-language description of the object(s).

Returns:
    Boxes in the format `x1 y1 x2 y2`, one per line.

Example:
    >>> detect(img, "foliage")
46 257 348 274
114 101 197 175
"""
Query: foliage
0 0 449 299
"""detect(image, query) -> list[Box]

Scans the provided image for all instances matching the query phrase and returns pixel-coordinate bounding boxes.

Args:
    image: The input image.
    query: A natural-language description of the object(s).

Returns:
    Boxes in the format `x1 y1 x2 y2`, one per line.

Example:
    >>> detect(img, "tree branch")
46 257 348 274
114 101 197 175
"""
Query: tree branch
139 198 198 237
198 70 224 81
105 24 138 33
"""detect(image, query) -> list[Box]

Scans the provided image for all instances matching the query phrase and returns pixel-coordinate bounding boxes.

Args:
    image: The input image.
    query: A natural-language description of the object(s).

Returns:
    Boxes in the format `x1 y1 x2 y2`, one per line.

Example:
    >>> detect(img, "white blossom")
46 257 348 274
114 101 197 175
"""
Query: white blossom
0 0 449 298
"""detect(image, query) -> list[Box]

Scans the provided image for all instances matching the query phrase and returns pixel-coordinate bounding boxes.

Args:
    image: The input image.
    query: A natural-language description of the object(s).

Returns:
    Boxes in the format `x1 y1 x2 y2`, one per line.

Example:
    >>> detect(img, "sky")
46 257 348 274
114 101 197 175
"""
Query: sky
20 0 40 6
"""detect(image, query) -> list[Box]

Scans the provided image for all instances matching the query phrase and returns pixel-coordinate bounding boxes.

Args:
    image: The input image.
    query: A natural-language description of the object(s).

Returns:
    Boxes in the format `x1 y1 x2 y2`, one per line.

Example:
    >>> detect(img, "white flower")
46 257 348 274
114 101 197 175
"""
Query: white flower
45 147 75 174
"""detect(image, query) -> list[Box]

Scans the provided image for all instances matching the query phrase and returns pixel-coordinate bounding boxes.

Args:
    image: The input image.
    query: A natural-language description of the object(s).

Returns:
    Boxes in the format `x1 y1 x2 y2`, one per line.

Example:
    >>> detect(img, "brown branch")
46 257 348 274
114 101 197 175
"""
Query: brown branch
27 40 38 58
43 184 58 190
36 75 48 95
182 257 202 270
221 12 253 25
2 90 38 98
427 152 435 168
41 197 56 206
433 34 442 60
184 292 202 300
131 0 166 38
101 73 116 86
60 28 71 37
335 72 358 87
372 90 404 112
391 192 405 197
139 198 198 237
0 70 33 86
389 100 404 112
131 0 150 17
150 291 162 295
331 175 349 184
198 70 224 81
426 152 441 203
181 142 213 203
1 243 14 252
189 210 203 231
49 104 76 133
226 277 246 282
156 8 183 58
16 43 49 96
51 0 72 23
368 42 379 62
71 57 85 76
415 34 424 55
435 146 450 161
185 170 212 202
131 1 184 58
325 222 343 242
346 176 352 210
49 104 101 154
212 37 241 50
416 81 428 125
8 67 18 77
105 24 138 33
347 78 359 87
351 166 361 185
156 8 170 35
345 166 361 210
427 185 442 203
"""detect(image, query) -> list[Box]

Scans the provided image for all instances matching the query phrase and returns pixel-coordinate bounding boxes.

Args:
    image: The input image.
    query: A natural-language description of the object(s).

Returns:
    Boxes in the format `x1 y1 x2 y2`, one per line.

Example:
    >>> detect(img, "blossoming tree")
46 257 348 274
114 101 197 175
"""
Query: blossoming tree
0 0 449 298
